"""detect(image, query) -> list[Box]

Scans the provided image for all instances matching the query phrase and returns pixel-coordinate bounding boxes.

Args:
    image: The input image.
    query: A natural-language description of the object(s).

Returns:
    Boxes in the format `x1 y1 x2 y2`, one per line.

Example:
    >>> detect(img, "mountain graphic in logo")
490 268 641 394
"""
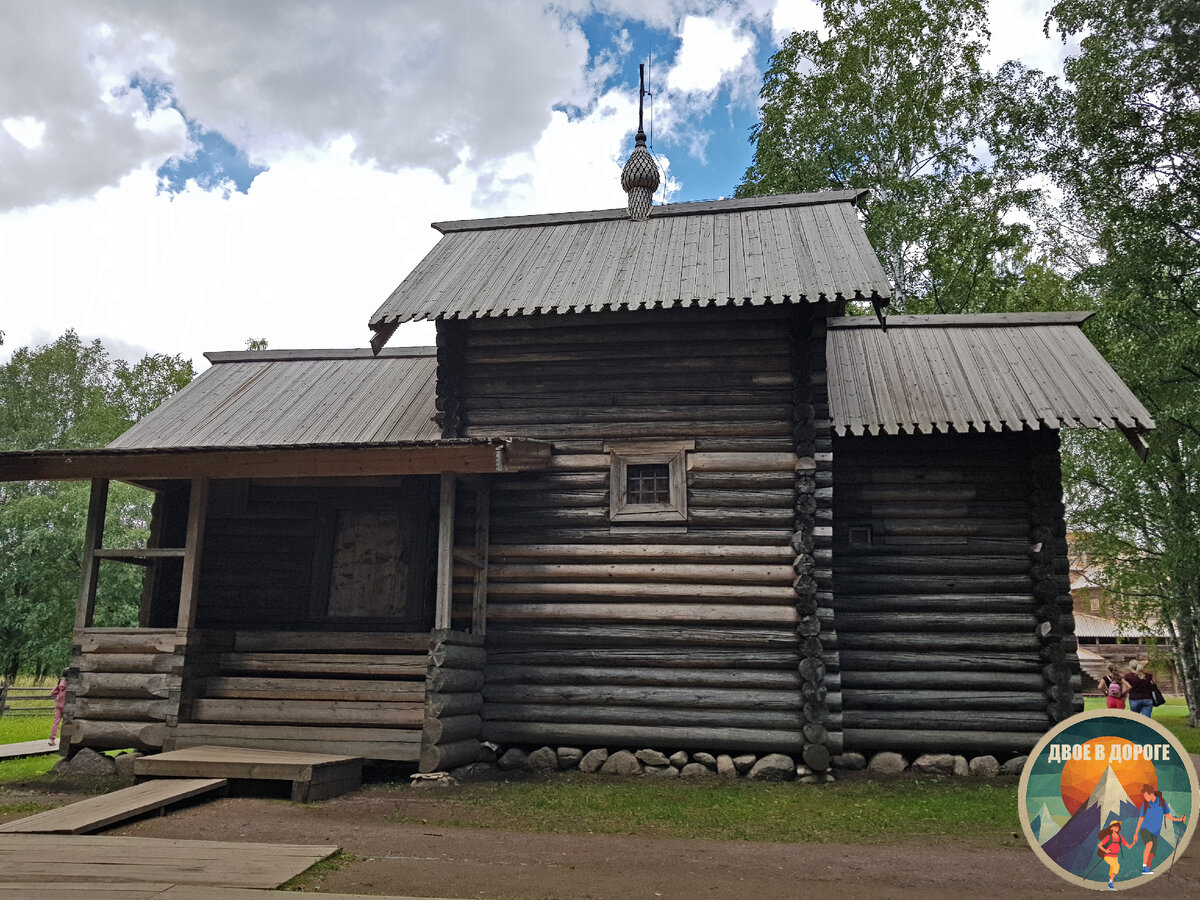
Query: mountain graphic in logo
1042 765 1145 875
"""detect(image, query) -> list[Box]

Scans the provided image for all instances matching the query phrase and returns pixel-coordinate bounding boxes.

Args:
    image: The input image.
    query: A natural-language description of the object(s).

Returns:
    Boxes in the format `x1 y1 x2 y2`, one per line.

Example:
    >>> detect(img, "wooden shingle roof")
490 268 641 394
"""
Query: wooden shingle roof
110 348 441 449
369 191 892 341
827 313 1155 436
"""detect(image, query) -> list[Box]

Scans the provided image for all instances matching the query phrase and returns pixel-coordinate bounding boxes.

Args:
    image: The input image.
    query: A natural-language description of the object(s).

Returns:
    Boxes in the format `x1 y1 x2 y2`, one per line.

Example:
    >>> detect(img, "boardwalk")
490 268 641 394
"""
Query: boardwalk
0 738 58 761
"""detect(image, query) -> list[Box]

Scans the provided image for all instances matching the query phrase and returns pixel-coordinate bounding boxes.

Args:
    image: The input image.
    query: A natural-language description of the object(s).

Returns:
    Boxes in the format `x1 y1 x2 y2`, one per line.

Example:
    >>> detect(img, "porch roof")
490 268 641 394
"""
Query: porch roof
0 348 551 481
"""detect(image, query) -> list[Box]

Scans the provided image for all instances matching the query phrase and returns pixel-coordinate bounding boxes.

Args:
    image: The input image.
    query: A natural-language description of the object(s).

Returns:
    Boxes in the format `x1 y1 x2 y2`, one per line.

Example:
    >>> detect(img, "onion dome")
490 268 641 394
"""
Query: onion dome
621 64 659 221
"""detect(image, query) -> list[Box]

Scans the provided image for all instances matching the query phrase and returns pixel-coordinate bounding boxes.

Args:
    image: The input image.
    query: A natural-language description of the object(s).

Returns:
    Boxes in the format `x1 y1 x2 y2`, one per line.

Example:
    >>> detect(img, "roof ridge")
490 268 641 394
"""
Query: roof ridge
204 347 436 363
433 189 868 234
828 311 1094 329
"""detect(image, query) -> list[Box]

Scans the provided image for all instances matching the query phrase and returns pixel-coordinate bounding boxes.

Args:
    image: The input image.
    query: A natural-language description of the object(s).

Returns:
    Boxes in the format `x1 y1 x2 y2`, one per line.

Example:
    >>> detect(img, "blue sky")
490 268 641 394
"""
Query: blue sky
0 1 1066 369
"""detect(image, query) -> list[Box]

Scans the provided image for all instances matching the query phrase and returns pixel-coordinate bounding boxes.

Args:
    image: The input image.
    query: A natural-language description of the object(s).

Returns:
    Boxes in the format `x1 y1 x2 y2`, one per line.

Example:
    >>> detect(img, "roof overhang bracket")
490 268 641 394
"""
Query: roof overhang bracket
1121 427 1151 461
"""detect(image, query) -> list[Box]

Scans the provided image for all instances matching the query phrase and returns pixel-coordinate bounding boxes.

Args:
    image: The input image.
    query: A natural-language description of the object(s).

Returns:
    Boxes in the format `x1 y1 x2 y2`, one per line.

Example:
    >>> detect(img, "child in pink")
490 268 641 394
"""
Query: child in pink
49 669 67 744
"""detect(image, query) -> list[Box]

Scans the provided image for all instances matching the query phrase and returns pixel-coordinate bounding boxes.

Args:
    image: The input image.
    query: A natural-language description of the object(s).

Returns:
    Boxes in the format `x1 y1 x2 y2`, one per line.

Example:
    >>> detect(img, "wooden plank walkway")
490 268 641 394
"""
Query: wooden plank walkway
135 745 362 802
0 834 337 888
0 738 58 760
0 778 227 834
0 885 455 899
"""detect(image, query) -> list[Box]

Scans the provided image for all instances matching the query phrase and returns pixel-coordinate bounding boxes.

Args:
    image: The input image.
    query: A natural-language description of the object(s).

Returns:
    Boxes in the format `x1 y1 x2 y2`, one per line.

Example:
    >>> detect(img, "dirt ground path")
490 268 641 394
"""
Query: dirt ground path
96 787 1200 900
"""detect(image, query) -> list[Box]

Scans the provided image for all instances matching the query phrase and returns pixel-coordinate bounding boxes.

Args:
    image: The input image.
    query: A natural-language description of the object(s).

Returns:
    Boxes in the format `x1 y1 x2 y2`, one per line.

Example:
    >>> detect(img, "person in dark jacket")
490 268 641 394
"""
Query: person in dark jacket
1123 661 1156 718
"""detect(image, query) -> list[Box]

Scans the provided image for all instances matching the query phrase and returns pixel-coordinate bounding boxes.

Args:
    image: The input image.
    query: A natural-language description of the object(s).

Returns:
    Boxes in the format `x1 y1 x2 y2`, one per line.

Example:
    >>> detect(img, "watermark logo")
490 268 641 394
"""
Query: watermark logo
1019 709 1198 890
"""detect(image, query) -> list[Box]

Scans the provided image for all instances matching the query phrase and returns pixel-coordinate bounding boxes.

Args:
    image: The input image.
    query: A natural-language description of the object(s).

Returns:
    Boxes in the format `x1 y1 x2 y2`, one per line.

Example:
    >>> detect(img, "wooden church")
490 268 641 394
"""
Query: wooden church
0 113 1152 774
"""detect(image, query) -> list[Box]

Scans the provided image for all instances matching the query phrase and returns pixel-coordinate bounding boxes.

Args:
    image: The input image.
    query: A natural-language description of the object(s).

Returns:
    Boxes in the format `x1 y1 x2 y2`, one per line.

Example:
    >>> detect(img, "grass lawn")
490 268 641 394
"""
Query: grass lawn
389 774 1024 846
0 713 59 783
1083 695 1200 753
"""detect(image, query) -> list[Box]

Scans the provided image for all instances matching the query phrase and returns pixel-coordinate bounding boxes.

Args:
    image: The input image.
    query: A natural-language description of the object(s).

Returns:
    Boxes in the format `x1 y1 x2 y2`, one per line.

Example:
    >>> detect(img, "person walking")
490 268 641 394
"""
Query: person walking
1097 820 1134 889
48 668 68 744
1101 663 1127 709
1132 785 1186 874
1123 661 1156 718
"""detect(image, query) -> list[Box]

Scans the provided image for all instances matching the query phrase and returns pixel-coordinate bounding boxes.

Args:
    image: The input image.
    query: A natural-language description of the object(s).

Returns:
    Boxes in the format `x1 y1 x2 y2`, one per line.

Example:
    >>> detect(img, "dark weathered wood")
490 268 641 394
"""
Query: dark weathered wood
191 698 424 727
425 691 484 717
483 702 804 730
483 721 805 754
168 724 420 761
78 630 186 655
844 728 1041 753
202 676 425 703
427 668 485 693
74 479 109 630
488 624 798 647
420 738 481 773
486 647 800 669
841 710 1049 731
69 719 166 750
74 698 171 721
177 477 209 630
232 631 430 653
428 643 487 670
483 684 802 710
484 664 802 689
216 653 427 678
76 653 182 675
77 672 173 699
422 714 483 745
841 690 1047 711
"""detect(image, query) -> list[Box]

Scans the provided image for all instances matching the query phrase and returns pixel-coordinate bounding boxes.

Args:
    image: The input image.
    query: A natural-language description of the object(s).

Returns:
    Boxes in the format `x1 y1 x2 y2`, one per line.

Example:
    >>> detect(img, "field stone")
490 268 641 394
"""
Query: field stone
498 748 529 771
599 750 642 776
748 753 795 782
952 755 969 777
867 752 907 775
679 763 714 777
62 747 117 776
1001 755 1029 776
912 753 956 776
112 751 143 777
645 765 679 778
831 752 866 771
411 774 456 789
450 762 498 780
527 746 559 773
579 748 609 773
692 752 717 769
557 747 584 770
732 754 756 774
635 749 670 767
795 764 813 778
969 755 1000 777
799 774 821 784
669 751 689 768
716 754 737 778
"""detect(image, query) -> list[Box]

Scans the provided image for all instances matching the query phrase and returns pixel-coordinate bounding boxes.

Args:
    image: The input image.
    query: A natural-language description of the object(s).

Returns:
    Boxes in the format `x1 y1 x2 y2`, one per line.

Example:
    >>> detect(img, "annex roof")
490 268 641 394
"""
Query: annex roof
369 191 892 345
826 312 1155 437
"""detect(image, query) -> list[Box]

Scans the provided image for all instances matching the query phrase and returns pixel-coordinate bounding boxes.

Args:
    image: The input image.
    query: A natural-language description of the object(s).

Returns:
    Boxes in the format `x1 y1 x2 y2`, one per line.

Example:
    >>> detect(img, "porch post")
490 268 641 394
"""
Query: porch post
176 476 209 630
75 478 109 630
434 473 456 630
471 484 490 635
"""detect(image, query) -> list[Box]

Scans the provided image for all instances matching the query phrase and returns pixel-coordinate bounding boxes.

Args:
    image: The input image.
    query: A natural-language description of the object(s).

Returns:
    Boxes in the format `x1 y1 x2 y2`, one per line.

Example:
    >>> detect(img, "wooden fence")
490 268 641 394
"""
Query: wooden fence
0 681 53 717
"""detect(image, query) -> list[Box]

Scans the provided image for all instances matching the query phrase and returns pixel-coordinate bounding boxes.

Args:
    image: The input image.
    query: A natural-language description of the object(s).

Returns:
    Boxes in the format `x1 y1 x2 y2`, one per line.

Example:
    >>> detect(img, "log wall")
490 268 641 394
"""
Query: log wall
832 431 1080 754
441 306 818 755
420 629 486 772
67 629 190 752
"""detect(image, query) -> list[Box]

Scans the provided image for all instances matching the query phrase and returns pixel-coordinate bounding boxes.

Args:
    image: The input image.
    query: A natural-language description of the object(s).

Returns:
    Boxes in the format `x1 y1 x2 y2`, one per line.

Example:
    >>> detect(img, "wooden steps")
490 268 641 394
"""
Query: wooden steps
135 745 363 801
0 778 227 834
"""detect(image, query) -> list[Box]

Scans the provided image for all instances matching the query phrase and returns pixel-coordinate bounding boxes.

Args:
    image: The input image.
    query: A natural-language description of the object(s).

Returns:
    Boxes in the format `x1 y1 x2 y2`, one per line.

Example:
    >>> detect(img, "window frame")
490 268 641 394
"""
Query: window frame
604 439 693 525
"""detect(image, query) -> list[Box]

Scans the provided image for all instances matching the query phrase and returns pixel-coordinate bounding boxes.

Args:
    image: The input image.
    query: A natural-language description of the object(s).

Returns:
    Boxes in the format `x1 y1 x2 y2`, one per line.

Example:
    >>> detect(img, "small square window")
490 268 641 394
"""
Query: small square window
605 440 693 525
848 525 873 546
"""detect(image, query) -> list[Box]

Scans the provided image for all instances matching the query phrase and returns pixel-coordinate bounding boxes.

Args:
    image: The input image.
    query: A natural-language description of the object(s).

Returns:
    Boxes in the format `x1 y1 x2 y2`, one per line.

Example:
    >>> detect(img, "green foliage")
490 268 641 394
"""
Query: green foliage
737 0 1053 313
0 332 194 678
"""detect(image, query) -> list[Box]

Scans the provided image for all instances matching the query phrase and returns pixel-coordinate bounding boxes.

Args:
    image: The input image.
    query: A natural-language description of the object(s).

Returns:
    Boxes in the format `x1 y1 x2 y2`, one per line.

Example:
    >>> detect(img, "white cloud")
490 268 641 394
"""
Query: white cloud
769 0 824 40
986 0 1069 75
2 116 47 150
668 13 755 94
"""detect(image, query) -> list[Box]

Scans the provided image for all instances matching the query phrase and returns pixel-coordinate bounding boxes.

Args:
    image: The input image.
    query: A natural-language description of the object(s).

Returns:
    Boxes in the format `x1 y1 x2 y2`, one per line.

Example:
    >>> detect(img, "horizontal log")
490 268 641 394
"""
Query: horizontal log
836 651 1043 673
482 603 797 626
68 718 165 751
470 582 795 602
482 721 805 754
74 698 172 722
833 575 1033 594
836 633 1041 653
76 653 181 675
232 631 431 653
190 698 425 727
830 594 1036 613
479 563 794 585
486 647 800 670
841 710 1049 732
843 728 1041 754
483 702 805 731
426 692 484 717
484 665 803 690
430 629 486 648
832 556 1032 575
217 653 427 678
77 630 186 655
857 520 1030 539
420 738 482 774
423 714 484 745
427 668 485 693
169 723 420 761
78 672 173 700
486 543 792 562
838 671 1044 691
202 676 425 703
834 613 1039 634
483 683 803 710
841 690 1049 711
490 529 794 546
429 644 487 670
487 624 798 648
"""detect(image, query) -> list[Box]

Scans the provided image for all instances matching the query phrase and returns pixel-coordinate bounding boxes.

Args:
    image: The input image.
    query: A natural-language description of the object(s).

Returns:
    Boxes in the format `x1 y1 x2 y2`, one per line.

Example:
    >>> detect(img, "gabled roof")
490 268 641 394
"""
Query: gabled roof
369 191 892 342
111 348 441 448
827 313 1155 436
